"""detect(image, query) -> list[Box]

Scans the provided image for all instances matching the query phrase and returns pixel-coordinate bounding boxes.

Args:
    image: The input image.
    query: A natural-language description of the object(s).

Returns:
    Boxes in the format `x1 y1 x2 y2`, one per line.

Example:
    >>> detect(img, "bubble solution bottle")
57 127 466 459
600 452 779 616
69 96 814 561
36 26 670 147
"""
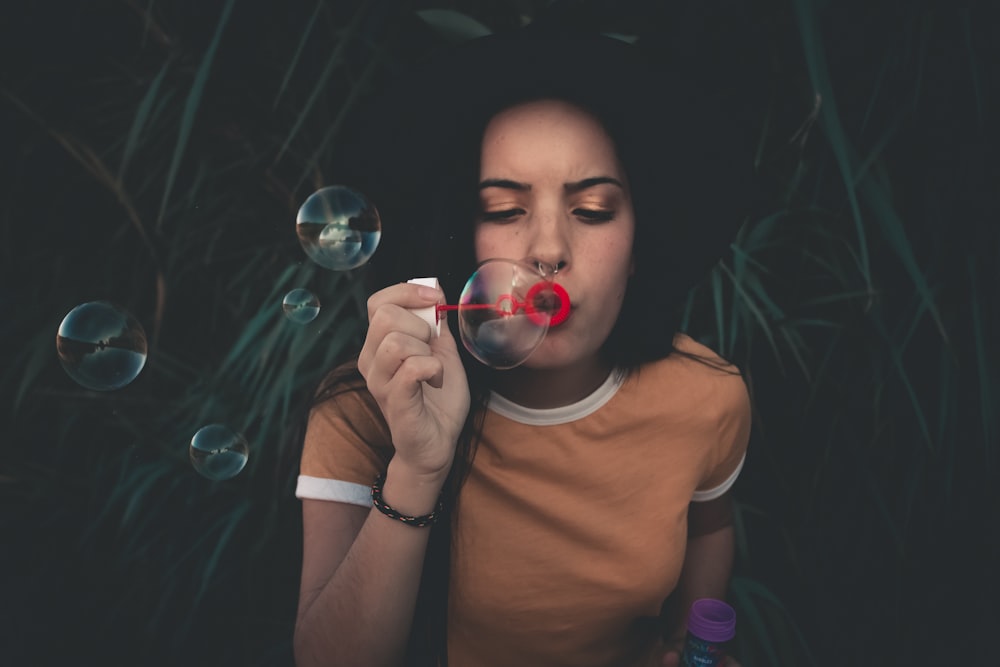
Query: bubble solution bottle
681 598 736 667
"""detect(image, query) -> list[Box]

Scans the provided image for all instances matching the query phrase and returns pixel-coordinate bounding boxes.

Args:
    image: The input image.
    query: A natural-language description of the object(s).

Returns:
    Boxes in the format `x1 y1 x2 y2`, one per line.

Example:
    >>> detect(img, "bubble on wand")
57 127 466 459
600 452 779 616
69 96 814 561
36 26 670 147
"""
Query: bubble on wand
424 259 567 369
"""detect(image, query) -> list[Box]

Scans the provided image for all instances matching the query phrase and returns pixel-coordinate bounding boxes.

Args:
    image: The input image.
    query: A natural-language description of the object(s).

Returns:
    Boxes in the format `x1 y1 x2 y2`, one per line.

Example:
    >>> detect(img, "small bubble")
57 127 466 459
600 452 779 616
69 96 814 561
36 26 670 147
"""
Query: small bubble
56 301 147 391
189 424 249 481
282 288 320 323
296 185 381 270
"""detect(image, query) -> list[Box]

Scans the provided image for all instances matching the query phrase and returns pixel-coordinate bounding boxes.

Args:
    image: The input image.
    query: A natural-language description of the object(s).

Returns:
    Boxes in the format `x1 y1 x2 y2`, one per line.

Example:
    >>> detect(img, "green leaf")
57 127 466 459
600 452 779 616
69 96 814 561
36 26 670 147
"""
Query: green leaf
416 9 491 43
11 325 57 413
968 257 995 466
602 32 638 44
157 0 237 230
276 1 370 162
118 59 172 183
793 0 873 296
273 0 325 110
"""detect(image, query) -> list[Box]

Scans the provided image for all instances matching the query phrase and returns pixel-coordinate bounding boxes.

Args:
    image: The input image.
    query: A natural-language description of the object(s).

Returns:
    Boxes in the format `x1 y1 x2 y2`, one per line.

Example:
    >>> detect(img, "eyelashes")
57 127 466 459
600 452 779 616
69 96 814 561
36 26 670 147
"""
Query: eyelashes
478 208 615 223
479 208 525 222
573 209 615 222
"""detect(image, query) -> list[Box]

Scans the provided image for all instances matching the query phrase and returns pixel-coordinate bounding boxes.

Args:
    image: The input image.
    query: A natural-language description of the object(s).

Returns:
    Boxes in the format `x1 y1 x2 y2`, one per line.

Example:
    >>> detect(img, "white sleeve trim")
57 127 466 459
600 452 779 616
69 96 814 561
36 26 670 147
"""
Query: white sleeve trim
296 476 373 507
692 453 746 502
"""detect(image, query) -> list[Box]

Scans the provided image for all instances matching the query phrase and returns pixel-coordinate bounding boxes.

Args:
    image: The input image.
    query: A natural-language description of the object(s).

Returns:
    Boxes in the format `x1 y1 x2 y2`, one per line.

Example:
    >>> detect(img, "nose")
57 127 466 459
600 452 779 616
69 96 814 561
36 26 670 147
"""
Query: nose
525 212 571 277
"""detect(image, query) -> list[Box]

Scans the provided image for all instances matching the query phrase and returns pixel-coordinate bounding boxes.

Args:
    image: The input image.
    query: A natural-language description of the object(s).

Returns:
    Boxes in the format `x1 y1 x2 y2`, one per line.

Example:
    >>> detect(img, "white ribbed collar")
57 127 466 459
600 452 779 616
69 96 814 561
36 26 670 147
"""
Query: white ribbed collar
486 369 625 426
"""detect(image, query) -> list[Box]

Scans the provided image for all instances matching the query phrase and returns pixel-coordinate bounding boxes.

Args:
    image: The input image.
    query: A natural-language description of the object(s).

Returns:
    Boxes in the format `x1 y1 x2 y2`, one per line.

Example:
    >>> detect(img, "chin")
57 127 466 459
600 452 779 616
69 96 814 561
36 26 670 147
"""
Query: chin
519 338 597 372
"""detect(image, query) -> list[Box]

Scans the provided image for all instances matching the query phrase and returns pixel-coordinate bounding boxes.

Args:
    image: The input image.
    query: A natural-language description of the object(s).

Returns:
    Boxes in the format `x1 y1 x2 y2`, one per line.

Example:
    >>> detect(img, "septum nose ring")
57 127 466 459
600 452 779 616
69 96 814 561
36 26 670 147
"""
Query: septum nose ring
535 260 567 276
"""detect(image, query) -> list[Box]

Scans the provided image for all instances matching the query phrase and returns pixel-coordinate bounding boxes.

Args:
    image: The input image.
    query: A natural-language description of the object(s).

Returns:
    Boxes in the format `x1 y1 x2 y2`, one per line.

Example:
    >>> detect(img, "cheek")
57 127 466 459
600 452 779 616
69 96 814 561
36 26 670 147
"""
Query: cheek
606 239 634 301
472 227 489 261
608 236 635 277
474 226 517 261
618 226 636 278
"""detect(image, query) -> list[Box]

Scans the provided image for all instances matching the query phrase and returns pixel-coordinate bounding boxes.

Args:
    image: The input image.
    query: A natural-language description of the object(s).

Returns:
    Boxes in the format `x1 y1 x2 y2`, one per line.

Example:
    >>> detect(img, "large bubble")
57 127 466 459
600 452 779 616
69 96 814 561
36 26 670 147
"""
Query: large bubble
282 288 320 324
456 259 559 369
56 301 148 391
296 185 381 270
189 424 249 481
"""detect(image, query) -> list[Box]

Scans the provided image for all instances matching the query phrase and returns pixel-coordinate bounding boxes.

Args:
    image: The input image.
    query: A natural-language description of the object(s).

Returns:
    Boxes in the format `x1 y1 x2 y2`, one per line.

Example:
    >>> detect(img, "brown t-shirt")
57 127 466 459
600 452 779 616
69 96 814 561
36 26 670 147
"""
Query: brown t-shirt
297 334 751 666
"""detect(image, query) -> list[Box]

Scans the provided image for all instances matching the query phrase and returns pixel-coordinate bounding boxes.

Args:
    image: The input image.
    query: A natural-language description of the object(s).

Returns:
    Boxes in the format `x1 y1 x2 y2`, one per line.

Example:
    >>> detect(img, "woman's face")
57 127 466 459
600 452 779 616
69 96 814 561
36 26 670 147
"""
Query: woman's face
474 99 635 371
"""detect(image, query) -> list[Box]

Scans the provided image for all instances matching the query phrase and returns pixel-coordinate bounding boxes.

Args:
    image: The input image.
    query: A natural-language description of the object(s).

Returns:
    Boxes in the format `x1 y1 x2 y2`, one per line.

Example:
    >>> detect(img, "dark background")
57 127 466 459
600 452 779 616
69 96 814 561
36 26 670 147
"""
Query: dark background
1 1 997 665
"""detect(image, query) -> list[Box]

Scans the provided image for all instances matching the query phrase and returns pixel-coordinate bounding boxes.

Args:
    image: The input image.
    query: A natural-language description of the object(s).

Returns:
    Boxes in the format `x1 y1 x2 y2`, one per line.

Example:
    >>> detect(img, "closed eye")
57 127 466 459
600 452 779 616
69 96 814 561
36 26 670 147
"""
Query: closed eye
573 209 615 223
480 209 525 222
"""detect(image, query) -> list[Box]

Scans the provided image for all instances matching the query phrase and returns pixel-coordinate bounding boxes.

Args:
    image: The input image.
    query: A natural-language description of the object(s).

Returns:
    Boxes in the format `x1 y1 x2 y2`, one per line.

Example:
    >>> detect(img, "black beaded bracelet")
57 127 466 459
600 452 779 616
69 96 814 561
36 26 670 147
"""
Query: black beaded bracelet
371 473 444 528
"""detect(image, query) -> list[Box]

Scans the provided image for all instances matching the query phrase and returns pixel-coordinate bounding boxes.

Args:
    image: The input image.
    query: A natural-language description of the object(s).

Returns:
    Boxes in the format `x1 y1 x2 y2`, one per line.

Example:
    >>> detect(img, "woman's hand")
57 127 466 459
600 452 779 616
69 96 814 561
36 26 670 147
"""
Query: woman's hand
659 639 742 667
358 281 470 479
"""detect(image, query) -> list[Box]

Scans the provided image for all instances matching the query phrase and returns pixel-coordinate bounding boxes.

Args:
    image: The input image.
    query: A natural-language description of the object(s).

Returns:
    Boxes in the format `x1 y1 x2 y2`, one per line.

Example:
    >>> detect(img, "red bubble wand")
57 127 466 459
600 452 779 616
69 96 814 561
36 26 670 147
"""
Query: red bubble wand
434 281 570 327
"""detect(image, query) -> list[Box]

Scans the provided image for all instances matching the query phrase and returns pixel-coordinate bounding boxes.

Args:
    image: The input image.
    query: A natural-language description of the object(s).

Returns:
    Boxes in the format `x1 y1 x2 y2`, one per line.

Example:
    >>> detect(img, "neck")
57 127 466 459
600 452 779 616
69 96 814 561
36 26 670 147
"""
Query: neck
489 357 614 409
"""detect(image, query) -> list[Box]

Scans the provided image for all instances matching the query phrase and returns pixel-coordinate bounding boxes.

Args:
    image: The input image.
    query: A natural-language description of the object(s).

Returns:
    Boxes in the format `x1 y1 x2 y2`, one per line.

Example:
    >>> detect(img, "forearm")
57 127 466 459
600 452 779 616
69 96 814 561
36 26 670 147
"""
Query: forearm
294 462 446 667
677 524 735 606
665 524 735 641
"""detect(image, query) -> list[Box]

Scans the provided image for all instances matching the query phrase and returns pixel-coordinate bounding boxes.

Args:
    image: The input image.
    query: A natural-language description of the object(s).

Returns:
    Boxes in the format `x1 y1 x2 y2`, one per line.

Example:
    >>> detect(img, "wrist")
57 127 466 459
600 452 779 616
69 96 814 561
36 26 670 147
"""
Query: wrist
372 473 444 527
387 455 452 486
381 459 450 517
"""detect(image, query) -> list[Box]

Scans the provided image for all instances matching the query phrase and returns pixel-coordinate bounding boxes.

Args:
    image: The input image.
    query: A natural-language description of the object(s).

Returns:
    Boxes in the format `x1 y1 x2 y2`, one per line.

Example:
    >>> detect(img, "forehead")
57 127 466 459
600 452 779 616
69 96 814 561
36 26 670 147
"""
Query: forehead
480 99 622 173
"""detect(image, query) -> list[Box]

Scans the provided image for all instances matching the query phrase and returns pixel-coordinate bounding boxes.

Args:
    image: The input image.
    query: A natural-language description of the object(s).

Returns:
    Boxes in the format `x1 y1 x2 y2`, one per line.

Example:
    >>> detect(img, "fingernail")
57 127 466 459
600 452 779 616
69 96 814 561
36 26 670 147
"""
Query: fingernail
417 286 442 301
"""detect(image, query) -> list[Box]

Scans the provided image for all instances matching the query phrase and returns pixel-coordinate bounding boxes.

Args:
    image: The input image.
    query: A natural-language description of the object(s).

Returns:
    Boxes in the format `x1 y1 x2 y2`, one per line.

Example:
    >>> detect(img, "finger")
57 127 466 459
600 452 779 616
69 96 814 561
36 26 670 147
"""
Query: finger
364 330 435 396
426 309 462 356
369 303 437 344
378 354 448 426
366 282 443 323
661 650 680 667
359 304 438 378
381 354 446 405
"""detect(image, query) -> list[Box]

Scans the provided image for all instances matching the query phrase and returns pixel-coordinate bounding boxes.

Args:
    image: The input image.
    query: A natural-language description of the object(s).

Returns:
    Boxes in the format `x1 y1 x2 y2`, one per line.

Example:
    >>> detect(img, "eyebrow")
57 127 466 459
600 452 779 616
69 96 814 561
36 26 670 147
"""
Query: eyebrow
479 178 530 192
478 176 624 193
564 176 624 194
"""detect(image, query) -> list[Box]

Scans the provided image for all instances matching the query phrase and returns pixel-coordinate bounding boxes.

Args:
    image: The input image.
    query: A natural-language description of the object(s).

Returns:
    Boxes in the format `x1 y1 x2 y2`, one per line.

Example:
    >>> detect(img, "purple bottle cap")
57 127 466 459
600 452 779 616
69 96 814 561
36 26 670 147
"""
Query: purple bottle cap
687 598 736 643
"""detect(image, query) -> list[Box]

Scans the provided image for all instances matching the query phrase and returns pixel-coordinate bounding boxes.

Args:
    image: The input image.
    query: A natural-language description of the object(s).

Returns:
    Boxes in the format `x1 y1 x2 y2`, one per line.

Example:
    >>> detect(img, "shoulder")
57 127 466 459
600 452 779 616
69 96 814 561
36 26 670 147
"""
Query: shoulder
670 333 737 372
636 334 750 420
644 333 744 386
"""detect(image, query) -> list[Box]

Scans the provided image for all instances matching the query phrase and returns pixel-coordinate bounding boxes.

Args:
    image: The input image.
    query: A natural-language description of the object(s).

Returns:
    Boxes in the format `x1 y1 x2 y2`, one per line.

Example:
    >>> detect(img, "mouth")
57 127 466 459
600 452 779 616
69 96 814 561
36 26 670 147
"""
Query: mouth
525 281 572 327
544 283 572 327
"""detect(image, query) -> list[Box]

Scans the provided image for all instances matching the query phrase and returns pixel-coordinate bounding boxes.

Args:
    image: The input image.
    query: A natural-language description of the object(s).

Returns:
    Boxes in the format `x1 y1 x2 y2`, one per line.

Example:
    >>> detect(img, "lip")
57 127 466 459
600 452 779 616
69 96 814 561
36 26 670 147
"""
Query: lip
547 283 571 327
524 281 571 327
548 311 571 328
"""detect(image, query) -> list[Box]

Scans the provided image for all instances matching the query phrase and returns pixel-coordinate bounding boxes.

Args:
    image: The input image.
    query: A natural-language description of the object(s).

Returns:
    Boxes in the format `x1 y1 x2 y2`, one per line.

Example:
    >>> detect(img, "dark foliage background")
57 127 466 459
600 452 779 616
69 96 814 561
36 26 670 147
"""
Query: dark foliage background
1 1 996 665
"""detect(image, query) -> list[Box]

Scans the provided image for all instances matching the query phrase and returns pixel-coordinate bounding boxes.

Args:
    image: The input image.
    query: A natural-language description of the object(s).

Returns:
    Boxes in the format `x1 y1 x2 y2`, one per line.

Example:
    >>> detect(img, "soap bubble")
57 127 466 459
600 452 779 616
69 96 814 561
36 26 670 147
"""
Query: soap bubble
297 185 381 270
189 424 249 481
282 288 320 324
457 259 558 369
56 301 147 391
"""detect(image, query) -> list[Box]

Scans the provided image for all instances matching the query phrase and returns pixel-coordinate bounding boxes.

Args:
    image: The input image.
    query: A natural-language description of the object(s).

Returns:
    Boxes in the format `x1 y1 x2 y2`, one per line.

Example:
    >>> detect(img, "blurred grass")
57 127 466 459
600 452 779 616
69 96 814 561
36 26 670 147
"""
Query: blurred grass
1 1 996 665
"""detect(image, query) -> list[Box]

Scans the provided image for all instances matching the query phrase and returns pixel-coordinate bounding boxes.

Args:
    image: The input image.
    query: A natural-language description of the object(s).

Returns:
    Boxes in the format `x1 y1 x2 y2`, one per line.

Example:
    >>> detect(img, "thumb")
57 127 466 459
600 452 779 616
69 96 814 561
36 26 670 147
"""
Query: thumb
431 309 463 355
661 648 681 667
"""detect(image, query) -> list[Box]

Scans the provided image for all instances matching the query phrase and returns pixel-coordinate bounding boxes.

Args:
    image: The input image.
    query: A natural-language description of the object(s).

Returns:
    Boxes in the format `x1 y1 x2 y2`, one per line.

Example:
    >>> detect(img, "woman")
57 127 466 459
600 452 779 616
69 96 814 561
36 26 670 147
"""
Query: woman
294 23 754 667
